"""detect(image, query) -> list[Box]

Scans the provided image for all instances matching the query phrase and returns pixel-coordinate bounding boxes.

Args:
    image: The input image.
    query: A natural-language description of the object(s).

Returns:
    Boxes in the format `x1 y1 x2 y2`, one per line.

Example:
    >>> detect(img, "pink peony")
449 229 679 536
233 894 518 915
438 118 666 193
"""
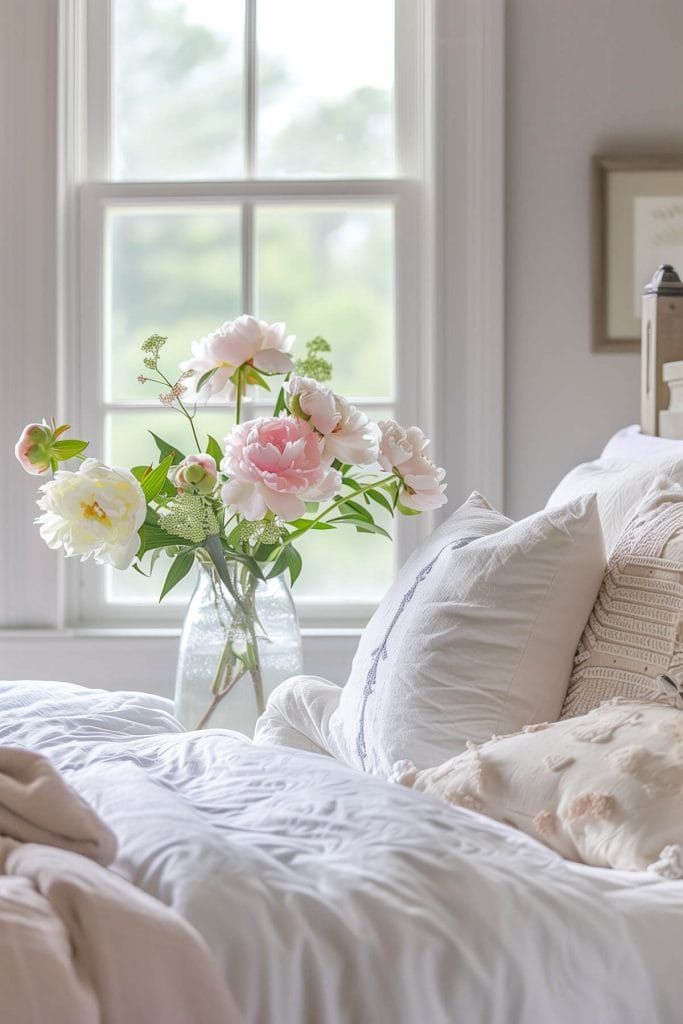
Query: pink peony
181 316 295 401
172 454 217 494
286 376 380 466
220 415 341 521
15 422 55 475
378 420 447 511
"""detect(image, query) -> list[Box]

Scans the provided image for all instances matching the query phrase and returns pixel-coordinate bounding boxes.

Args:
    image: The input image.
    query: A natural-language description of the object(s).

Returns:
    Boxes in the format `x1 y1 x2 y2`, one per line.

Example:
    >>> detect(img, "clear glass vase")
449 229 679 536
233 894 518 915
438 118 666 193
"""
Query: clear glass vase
174 560 303 735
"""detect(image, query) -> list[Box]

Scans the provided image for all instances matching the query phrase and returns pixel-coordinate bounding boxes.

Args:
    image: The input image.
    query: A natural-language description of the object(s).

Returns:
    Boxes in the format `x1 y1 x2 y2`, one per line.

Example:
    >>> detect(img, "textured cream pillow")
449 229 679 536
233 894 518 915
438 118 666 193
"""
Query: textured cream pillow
561 480 683 720
327 491 605 776
546 455 683 554
393 699 683 876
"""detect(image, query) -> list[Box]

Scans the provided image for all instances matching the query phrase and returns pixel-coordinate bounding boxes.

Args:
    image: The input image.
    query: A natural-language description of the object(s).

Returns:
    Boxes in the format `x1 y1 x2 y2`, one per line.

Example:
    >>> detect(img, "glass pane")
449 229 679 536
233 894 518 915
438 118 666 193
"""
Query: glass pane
257 0 394 178
105 410 235 468
106 208 241 402
112 0 244 180
256 206 395 399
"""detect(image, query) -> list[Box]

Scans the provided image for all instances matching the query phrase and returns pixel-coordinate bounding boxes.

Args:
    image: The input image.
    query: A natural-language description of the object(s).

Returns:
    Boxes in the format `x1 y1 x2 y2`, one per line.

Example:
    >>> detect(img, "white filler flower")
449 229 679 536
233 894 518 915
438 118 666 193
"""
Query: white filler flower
36 459 146 570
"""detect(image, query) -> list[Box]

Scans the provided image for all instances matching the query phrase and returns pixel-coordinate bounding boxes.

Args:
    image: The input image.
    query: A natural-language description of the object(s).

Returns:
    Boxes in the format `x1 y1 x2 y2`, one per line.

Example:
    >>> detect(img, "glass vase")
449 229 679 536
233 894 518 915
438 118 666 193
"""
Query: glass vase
174 560 303 735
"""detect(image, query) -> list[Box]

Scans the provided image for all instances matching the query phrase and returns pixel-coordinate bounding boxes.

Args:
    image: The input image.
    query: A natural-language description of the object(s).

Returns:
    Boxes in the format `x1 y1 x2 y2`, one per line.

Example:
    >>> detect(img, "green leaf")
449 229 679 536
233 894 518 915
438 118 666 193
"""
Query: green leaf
51 439 89 459
140 524 192 553
365 488 394 514
206 434 223 466
244 366 271 390
159 550 195 602
131 561 150 578
203 533 248 614
328 516 393 539
289 518 334 531
338 499 374 524
396 500 422 516
196 367 219 393
355 522 393 539
221 545 265 580
140 453 174 502
150 432 185 465
267 543 302 587
341 476 361 491
144 506 159 527
272 385 288 417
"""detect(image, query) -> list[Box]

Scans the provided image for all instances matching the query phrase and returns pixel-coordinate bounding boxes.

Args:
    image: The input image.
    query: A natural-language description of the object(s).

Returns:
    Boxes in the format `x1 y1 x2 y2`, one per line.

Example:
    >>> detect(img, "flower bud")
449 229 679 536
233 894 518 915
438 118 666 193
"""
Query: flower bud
15 422 55 475
173 454 218 494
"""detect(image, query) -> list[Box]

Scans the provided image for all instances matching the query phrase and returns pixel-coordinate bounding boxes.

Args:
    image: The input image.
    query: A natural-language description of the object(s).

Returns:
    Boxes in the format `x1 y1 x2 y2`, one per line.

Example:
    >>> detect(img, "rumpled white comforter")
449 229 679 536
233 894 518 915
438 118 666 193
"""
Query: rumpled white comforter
3 679 683 1024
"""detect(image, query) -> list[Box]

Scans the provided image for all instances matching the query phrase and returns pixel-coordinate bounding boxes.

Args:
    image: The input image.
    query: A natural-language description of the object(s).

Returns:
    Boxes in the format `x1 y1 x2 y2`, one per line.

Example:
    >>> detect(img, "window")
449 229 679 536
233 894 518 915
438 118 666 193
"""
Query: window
74 0 428 626
0 0 503 689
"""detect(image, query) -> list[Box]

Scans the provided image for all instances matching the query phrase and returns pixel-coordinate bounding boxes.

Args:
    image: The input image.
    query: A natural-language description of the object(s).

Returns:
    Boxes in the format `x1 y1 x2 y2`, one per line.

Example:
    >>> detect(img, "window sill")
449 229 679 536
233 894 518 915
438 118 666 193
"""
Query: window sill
0 627 358 696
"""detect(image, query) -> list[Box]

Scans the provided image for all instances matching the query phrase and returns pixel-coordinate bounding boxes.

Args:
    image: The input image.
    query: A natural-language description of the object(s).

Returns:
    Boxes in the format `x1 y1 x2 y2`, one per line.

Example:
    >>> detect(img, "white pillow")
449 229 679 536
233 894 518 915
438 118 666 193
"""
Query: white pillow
546 455 683 554
394 698 683 877
561 479 683 719
601 424 683 461
327 491 605 775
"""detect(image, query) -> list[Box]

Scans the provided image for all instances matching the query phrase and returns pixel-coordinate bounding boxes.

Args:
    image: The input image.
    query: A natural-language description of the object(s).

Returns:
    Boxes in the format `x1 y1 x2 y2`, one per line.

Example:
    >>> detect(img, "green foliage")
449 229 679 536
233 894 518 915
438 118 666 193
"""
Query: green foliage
159 549 195 602
51 439 89 460
205 435 223 466
140 453 175 502
150 432 185 465
294 336 333 383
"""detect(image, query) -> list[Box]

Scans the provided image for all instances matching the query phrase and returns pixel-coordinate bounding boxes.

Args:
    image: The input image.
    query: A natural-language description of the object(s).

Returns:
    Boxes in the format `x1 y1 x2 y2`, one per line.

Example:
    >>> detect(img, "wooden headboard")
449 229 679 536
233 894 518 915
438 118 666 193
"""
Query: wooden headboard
640 265 683 437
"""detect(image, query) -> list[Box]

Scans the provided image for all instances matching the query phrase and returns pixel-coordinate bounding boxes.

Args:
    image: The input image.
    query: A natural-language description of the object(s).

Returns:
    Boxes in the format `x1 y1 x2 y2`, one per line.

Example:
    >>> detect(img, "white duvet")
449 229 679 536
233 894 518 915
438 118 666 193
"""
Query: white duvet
2 679 683 1024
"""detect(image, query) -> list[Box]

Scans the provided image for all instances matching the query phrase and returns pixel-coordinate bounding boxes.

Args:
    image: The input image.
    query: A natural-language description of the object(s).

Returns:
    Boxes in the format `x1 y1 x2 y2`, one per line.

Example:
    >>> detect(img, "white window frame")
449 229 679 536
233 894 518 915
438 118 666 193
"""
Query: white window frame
0 0 504 691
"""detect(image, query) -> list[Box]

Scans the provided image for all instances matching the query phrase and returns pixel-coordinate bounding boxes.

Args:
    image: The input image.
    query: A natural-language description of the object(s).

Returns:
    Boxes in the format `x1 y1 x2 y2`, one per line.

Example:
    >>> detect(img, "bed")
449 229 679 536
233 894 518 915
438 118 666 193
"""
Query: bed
3 677 683 1024
7 286 683 1022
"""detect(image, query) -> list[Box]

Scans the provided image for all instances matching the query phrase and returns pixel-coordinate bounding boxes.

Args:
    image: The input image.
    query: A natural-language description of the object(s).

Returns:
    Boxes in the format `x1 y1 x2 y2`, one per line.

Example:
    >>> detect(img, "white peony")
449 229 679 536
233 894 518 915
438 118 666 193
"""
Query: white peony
181 316 295 401
322 396 380 466
286 376 380 466
378 420 447 511
36 459 147 570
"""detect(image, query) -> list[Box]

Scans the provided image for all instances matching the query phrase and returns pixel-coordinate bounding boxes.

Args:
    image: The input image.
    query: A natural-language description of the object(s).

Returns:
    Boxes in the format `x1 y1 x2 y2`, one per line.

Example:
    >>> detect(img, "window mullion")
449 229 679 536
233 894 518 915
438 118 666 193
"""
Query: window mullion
85 0 111 180
244 0 258 178
242 201 255 315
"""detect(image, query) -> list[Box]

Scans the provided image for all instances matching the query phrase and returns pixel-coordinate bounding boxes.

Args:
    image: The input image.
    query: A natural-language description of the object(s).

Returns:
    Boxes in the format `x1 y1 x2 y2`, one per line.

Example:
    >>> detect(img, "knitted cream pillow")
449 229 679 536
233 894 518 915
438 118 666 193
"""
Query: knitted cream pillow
561 480 683 720
393 699 683 876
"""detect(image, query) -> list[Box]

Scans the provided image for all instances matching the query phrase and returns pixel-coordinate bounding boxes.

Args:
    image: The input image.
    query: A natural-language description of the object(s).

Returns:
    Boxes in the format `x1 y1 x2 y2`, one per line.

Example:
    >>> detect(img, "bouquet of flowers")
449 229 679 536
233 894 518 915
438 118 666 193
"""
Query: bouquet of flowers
15 316 446 730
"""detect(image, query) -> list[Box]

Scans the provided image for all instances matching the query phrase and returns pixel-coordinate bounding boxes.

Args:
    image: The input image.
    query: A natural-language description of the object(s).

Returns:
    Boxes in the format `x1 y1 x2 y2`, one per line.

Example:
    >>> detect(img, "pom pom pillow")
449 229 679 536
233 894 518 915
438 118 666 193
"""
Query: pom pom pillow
393 699 683 877
327 491 605 775
561 479 683 719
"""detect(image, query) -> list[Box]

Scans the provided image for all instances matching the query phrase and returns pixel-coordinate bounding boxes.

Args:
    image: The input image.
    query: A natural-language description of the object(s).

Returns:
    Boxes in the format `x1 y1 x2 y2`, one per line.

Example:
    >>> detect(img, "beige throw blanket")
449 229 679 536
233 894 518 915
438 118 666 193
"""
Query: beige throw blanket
0 746 241 1024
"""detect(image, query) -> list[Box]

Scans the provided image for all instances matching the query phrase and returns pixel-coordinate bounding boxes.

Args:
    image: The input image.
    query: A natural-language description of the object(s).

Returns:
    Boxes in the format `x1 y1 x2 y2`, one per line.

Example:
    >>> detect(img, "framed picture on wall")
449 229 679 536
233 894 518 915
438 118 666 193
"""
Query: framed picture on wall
592 155 683 352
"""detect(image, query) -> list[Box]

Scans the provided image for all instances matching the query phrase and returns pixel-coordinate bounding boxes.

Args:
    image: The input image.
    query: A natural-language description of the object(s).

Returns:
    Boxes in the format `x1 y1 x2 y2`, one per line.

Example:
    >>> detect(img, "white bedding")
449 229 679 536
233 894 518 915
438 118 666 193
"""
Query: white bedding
2 679 683 1024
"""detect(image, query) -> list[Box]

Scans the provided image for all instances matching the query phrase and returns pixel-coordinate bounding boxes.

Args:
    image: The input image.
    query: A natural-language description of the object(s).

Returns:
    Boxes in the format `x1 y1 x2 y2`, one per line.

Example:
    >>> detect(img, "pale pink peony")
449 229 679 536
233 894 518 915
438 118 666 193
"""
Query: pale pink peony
285 376 340 434
286 376 380 466
220 415 341 521
181 316 295 401
378 420 447 511
377 420 430 472
15 422 54 475
172 454 217 494
398 454 447 511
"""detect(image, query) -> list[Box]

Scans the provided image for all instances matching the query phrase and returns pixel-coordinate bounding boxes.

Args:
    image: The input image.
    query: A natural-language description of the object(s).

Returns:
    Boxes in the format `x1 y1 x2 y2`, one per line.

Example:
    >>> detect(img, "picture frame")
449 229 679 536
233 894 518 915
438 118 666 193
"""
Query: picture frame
592 154 683 352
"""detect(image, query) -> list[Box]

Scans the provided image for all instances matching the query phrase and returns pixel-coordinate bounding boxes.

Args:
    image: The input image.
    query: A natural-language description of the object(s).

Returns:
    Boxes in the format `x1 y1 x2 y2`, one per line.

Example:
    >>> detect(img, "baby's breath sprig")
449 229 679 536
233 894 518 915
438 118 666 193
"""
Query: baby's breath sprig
137 335 201 451
294 336 333 383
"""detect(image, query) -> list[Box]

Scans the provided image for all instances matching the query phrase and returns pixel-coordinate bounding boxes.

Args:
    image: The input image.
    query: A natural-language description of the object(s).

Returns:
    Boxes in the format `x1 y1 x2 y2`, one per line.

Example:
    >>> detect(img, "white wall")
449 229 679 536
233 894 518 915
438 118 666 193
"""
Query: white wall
505 0 683 518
